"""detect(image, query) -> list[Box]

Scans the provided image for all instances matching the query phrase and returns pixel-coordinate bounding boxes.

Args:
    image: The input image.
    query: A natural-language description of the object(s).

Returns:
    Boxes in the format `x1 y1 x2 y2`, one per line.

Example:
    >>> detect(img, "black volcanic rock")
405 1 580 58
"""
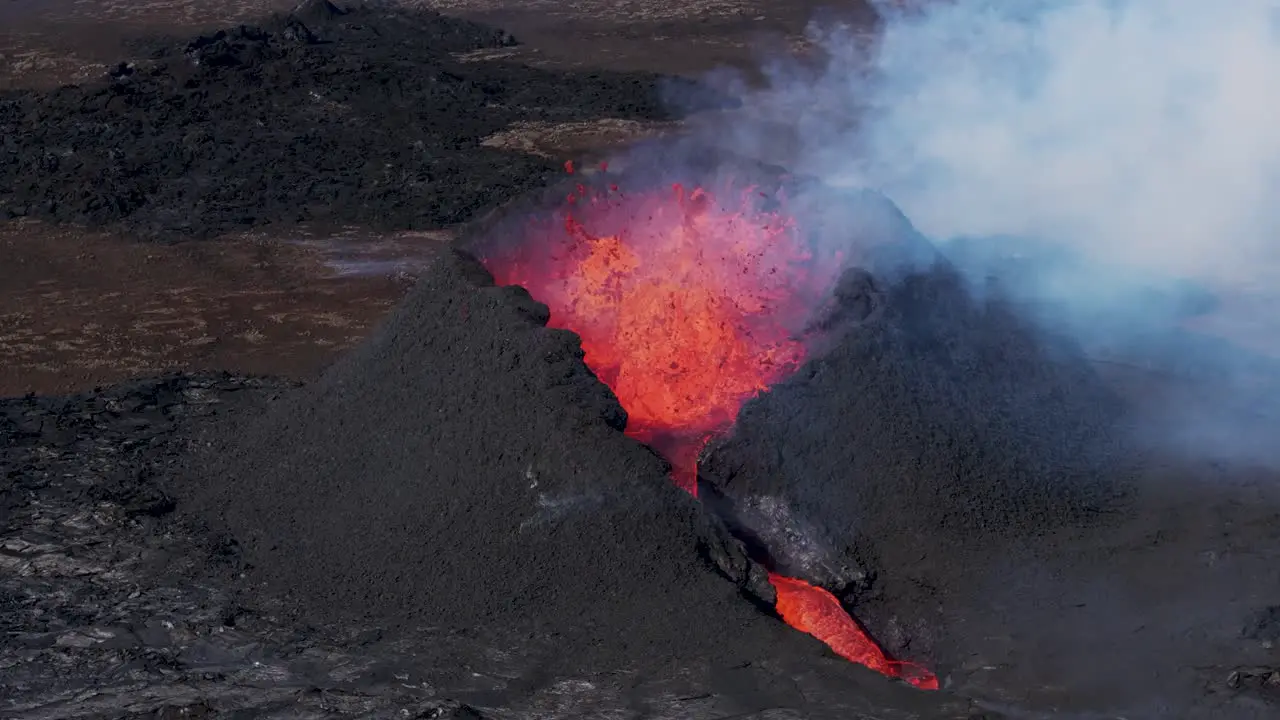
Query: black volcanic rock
0 7 678 238
1 372 977 718
291 0 348 27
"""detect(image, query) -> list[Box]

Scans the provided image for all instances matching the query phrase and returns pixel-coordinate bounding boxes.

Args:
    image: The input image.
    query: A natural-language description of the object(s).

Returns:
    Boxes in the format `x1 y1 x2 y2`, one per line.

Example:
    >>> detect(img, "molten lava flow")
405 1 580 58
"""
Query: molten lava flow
482 168 936 690
486 178 827 494
769 573 940 690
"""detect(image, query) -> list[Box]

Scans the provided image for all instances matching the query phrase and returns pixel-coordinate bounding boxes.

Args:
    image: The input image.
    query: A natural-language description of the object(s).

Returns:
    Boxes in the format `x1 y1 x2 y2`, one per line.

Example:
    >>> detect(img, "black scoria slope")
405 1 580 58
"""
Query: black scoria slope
171 249 912 683
698 188 1132 660
0 5 692 238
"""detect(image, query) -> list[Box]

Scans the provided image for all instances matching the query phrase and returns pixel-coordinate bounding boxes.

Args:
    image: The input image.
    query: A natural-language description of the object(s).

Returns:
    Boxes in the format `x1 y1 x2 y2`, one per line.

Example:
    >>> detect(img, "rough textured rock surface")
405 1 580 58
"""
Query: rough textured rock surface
700 258 1126 582
1 373 979 719
0 2 703 239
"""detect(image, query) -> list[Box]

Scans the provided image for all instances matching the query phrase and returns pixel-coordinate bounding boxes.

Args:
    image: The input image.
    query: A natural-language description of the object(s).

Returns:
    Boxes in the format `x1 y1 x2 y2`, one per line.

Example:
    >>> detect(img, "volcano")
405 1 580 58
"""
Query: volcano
171 153 1280 717
170 154 965 684
470 154 1136 686
170 221 947 699
475 162 960 687
176 152 1090 670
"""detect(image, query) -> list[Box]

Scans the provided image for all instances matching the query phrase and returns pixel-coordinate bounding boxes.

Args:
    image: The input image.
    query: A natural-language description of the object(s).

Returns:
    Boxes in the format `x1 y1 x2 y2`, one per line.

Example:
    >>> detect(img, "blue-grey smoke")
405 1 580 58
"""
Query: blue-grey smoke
689 0 1280 463
822 0 1280 274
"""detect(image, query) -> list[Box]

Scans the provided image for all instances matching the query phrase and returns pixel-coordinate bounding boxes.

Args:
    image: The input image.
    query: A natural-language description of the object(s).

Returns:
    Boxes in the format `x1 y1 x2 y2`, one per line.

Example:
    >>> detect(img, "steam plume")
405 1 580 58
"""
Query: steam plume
688 0 1280 461
848 0 1280 282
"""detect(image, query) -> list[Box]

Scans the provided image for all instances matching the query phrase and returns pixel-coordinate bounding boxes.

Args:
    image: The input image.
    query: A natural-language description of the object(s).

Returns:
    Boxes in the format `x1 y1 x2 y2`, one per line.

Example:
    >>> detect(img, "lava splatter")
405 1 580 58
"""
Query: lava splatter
486 177 826 493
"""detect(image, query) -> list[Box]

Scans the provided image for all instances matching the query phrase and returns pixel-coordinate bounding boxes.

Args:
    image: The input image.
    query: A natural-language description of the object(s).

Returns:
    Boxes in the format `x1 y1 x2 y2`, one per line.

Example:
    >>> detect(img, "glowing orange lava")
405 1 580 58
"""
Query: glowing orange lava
486 177 826 494
770 573 940 690
482 168 936 690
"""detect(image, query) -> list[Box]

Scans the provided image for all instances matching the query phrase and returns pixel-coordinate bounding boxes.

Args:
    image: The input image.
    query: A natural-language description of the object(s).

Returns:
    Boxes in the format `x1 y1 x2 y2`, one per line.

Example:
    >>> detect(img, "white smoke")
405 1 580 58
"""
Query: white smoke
702 0 1280 285
839 0 1280 288
684 0 1280 458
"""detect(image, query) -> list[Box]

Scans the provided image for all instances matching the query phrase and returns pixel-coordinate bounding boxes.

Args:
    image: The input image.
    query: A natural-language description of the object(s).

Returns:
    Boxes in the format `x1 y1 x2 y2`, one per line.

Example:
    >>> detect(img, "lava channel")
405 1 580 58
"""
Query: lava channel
483 166 938 691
